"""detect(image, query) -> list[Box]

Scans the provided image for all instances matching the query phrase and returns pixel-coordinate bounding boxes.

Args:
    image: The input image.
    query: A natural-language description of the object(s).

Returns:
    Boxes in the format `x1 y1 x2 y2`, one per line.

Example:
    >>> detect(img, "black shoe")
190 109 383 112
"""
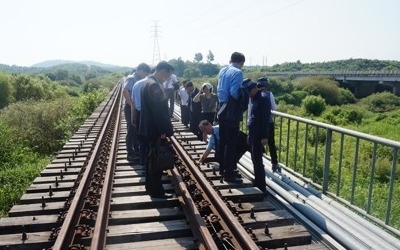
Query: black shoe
150 193 173 199
272 164 281 173
224 176 243 184
127 155 137 162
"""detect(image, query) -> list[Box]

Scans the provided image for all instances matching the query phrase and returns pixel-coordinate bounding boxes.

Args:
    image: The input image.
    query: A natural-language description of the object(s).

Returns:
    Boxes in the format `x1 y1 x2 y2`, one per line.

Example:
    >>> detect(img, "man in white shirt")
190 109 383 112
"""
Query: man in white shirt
163 74 178 118
177 80 190 127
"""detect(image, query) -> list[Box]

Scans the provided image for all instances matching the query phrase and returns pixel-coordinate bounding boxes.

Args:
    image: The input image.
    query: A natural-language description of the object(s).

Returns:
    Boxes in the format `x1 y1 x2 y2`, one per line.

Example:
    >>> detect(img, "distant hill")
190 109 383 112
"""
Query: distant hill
0 61 131 75
32 60 126 69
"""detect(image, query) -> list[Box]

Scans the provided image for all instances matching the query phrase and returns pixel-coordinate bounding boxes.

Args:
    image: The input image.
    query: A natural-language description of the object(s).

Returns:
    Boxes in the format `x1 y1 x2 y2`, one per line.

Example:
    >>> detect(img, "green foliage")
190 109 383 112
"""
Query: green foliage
198 63 219 77
277 93 296 105
0 89 106 155
169 58 185 77
0 88 107 216
289 90 308 106
266 58 400 72
324 106 363 125
0 73 14 108
338 88 357 104
184 67 202 78
302 95 326 116
358 92 400 113
0 121 49 216
12 74 69 102
295 76 342 105
0 99 74 154
207 50 215 63
194 53 203 63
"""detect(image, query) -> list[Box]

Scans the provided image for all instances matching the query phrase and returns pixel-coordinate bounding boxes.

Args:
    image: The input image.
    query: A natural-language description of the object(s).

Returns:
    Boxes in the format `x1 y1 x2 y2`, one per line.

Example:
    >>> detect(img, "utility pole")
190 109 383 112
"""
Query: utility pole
151 20 161 66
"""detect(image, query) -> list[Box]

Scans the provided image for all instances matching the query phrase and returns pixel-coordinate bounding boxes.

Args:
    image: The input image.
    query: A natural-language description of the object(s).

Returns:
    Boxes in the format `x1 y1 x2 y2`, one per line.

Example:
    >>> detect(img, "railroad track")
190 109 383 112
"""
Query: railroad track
3 81 386 249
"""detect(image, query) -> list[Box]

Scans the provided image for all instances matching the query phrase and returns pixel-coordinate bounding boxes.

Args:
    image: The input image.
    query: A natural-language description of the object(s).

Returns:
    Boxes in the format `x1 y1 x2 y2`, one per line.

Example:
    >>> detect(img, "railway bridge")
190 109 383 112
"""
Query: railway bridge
1 81 399 249
265 70 400 98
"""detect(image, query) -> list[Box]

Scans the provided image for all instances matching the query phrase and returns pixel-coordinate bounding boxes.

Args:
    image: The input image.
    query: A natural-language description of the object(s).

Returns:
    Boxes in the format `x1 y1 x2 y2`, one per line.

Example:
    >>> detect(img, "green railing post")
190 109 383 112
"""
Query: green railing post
323 129 332 193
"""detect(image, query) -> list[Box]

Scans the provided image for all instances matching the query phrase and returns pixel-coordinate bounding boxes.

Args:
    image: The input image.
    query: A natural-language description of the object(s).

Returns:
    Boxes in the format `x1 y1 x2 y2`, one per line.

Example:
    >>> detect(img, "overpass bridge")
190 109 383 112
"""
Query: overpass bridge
265 71 400 98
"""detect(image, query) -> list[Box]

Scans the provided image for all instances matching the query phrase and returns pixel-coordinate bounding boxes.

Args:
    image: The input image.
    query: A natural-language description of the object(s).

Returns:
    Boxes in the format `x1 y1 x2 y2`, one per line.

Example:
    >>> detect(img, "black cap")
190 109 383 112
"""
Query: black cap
243 78 256 92
257 77 269 87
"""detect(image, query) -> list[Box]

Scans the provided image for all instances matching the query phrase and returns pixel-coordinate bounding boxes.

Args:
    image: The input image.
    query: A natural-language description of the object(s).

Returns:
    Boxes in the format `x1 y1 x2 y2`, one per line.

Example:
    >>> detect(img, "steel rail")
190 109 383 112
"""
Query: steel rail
52 84 121 249
90 83 123 249
168 157 218 250
170 136 260 250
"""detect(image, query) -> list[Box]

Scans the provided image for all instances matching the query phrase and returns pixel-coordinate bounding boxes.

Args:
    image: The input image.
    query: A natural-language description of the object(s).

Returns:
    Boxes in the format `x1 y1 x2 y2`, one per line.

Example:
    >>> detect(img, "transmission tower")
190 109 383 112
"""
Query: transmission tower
151 21 161 66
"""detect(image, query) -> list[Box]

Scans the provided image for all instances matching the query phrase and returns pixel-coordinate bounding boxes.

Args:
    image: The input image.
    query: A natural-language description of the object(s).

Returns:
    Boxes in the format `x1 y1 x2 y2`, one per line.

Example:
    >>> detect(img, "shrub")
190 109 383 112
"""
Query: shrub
295 76 342 105
324 107 363 125
0 99 74 154
302 95 326 116
359 92 400 112
291 90 308 106
338 88 356 104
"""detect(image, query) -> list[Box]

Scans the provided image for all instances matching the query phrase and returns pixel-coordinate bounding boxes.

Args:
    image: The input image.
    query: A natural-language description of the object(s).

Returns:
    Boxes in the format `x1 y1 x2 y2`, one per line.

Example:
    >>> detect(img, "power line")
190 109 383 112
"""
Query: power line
151 20 161 66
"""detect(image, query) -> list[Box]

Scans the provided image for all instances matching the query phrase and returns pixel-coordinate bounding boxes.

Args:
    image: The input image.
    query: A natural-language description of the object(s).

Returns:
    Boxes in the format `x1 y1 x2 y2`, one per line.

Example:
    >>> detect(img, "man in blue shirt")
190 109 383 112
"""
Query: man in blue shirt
198 120 249 169
216 52 246 183
131 76 149 165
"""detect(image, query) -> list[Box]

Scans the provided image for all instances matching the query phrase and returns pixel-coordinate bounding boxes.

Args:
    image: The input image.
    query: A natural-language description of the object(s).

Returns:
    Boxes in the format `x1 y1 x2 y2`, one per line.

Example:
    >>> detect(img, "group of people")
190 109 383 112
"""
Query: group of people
122 52 281 198
123 61 175 199
198 52 281 192
177 80 218 141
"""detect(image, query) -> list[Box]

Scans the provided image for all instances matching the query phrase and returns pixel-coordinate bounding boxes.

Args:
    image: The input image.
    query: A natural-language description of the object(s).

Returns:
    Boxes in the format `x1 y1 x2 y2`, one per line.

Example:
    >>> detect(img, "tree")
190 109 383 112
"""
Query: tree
168 58 185 77
194 53 203 63
207 50 214 63
198 63 219 77
0 73 14 109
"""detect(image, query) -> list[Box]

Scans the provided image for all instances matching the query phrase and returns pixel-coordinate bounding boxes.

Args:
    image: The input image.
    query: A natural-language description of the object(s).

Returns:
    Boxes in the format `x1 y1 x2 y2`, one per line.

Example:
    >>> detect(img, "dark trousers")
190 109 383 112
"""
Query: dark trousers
189 111 202 140
180 105 190 126
145 136 165 196
218 120 240 177
207 131 249 166
236 131 250 164
165 88 175 117
250 137 266 192
136 110 148 166
124 104 138 156
201 112 216 124
267 122 278 164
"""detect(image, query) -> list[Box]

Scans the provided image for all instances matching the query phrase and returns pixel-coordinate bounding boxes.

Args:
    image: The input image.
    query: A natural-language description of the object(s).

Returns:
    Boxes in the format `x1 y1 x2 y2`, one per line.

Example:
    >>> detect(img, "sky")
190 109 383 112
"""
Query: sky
1 0 399 68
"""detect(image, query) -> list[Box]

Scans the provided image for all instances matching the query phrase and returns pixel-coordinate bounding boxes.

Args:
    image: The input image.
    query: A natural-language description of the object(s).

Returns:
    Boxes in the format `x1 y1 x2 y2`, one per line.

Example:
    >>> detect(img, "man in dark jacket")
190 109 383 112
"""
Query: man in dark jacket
245 78 271 192
138 61 174 198
216 52 246 183
186 81 202 140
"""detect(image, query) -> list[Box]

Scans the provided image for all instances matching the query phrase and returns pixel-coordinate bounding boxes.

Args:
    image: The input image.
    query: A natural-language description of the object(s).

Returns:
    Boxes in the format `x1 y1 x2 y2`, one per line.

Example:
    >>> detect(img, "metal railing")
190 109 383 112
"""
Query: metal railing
258 110 400 235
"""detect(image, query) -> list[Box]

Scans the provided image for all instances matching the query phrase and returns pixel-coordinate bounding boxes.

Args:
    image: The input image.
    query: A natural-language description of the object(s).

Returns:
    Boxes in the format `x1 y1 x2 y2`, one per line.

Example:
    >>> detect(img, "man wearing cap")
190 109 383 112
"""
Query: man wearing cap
123 63 151 162
216 52 246 183
245 78 271 192
257 77 281 173
138 61 174 199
